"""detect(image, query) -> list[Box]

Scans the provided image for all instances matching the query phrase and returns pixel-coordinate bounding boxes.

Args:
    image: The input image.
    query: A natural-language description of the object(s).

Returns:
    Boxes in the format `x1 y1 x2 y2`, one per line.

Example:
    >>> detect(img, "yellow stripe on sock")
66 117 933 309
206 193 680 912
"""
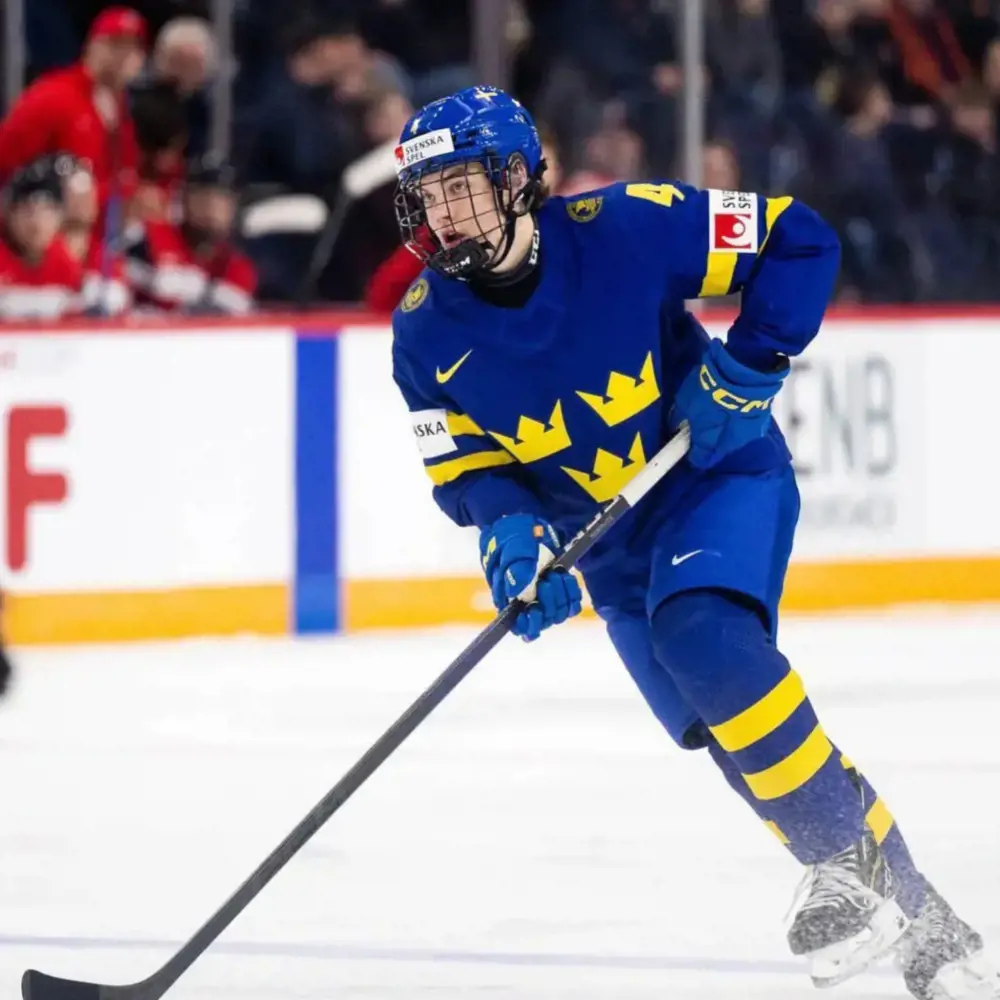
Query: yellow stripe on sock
764 820 790 845
709 670 807 752
743 725 833 801
865 797 894 845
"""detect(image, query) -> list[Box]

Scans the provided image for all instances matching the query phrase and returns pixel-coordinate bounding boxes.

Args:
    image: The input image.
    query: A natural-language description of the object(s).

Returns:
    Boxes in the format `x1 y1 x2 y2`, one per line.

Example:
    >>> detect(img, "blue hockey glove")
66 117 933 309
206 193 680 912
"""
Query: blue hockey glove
479 514 583 642
672 338 789 468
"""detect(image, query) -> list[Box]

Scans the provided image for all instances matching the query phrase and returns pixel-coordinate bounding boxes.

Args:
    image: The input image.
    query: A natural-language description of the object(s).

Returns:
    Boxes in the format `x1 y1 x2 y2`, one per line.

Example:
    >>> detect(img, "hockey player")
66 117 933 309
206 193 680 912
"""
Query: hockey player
390 86 999 1000
0 157 85 320
123 154 256 314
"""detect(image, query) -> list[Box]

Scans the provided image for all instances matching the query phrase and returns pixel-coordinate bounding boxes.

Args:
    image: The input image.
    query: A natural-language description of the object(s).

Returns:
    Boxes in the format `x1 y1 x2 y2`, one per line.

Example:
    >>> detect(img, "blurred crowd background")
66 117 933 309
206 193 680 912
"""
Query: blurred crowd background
1 0 999 318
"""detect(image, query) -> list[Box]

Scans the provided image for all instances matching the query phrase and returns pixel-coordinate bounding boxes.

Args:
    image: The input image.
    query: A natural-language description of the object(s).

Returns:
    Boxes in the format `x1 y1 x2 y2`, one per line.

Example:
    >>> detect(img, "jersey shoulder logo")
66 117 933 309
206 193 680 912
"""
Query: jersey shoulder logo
435 348 473 384
708 189 759 253
400 277 429 312
566 196 603 222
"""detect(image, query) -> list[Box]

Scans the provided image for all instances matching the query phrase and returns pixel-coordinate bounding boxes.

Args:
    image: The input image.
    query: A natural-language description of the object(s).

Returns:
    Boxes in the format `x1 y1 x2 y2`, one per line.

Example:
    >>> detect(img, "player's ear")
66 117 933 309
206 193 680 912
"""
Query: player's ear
507 155 532 215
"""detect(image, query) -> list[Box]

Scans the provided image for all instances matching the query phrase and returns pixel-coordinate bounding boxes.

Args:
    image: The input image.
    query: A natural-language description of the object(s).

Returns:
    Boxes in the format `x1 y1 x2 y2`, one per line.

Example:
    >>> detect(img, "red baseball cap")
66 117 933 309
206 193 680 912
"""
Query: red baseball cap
87 7 148 48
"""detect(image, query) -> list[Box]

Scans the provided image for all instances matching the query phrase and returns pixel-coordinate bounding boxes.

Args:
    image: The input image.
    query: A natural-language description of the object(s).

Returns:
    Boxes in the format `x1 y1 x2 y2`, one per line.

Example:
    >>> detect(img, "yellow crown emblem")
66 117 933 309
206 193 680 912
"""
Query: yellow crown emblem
576 352 660 426
562 433 647 503
488 400 572 464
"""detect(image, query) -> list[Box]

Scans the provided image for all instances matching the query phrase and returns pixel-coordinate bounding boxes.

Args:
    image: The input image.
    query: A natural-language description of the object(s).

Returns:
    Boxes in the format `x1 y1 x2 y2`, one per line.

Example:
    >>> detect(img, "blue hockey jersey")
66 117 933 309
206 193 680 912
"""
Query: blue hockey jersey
391 181 839 560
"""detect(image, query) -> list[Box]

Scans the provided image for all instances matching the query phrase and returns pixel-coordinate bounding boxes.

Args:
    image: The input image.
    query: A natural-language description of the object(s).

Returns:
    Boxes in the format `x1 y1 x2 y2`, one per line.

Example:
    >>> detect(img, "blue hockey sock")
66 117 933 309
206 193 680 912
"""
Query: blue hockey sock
650 589 866 864
703 723 930 916
840 755 929 918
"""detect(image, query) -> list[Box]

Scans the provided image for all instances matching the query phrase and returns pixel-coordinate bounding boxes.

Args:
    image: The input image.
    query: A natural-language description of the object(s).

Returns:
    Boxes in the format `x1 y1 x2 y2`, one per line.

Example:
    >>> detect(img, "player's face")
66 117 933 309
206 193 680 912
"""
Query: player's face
418 164 504 252
185 187 235 240
8 197 63 255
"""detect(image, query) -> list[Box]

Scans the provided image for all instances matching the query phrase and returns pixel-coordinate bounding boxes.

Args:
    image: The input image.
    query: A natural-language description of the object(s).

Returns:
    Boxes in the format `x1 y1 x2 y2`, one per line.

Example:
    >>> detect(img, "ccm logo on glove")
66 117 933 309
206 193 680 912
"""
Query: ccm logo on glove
672 338 789 469
698 364 775 413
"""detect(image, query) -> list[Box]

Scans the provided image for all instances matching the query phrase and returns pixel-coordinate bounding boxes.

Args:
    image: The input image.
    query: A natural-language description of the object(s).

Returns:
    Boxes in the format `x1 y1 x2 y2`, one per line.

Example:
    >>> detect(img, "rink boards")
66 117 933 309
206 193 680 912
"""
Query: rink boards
3 310 1000 644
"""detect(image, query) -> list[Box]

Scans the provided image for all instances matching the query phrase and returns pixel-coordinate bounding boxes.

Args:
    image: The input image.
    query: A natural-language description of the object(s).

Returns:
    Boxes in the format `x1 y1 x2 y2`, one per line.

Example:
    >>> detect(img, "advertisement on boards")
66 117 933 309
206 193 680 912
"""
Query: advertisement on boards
771 324 927 560
0 331 294 596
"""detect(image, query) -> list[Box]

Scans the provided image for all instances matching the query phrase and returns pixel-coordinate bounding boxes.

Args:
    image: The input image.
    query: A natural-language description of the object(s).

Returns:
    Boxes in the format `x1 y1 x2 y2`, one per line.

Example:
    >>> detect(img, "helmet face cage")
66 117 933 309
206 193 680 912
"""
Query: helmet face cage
394 152 538 280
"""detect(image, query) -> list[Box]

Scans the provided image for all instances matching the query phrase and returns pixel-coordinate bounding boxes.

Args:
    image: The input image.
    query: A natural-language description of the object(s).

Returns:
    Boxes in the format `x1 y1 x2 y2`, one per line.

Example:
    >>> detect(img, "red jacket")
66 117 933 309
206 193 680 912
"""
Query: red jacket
0 64 139 207
123 219 257 314
364 226 433 312
0 233 84 319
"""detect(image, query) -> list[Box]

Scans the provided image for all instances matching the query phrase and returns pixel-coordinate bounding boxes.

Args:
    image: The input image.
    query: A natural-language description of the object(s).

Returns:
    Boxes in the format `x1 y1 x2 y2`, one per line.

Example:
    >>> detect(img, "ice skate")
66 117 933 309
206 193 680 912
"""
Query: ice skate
895 885 1000 1000
786 827 909 988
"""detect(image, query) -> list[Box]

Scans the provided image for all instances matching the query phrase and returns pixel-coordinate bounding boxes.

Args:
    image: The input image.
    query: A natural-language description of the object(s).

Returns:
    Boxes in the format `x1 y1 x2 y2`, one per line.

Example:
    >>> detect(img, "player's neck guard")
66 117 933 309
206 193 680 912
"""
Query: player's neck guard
471 219 540 288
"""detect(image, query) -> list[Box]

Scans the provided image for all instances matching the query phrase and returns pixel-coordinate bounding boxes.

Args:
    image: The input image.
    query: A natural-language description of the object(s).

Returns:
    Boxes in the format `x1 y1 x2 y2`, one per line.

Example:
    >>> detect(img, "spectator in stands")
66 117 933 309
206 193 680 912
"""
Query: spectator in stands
62 0 211 49
822 72 918 302
553 0 683 173
355 0 476 104
146 17 216 157
0 157 86 320
561 100 647 190
130 79 190 222
123 154 257 313
932 81 1000 298
40 154 99 264
706 0 782 116
704 0 782 187
866 0 973 111
241 15 368 194
701 137 742 189
317 82 414 302
0 8 147 209
42 152 131 315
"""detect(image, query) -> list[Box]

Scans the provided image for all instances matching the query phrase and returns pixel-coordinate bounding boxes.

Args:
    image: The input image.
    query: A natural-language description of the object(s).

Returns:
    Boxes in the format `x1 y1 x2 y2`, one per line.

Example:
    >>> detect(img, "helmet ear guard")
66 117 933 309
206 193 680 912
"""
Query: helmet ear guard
501 153 548 216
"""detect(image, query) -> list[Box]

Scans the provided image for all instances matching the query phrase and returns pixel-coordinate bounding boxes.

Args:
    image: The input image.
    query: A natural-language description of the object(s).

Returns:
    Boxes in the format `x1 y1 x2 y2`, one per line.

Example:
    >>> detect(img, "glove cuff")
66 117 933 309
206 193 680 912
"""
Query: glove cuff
710 338 789 388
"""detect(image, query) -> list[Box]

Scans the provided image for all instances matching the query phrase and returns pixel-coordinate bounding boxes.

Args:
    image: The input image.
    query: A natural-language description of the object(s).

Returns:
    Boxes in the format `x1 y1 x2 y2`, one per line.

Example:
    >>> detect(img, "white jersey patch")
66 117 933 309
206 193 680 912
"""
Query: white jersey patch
395 129 456 174
410 408 458 459
708 189 759 253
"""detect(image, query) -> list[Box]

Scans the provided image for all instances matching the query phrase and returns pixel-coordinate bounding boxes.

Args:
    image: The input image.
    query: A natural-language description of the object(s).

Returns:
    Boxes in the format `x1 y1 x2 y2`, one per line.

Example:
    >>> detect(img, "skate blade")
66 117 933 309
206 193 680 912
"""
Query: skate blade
928 951 1000 1000
807 899 910 989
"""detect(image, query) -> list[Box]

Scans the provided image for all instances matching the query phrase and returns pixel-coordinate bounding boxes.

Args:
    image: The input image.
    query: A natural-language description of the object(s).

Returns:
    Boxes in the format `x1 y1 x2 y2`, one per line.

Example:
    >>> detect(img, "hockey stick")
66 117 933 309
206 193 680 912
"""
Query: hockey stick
21 422 692 1000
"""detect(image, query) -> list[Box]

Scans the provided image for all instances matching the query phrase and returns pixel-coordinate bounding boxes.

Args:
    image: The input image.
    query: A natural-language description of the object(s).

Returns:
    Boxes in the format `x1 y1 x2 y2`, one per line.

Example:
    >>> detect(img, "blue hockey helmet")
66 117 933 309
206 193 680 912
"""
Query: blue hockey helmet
393 85 546 279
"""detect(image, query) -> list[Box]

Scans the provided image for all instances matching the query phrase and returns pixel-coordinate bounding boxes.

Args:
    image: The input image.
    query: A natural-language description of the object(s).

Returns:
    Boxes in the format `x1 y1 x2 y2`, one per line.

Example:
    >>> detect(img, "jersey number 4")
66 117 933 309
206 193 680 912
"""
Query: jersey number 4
625 183 685 208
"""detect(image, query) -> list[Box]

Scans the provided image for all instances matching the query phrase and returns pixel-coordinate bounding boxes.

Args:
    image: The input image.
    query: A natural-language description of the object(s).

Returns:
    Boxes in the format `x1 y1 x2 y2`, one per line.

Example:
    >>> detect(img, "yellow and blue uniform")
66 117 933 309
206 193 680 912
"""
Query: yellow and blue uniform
391 177 929 907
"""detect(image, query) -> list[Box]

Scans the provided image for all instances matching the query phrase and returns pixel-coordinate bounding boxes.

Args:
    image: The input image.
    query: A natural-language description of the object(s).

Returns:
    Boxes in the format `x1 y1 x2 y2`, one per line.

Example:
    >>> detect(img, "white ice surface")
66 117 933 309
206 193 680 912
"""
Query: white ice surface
1 611 999 999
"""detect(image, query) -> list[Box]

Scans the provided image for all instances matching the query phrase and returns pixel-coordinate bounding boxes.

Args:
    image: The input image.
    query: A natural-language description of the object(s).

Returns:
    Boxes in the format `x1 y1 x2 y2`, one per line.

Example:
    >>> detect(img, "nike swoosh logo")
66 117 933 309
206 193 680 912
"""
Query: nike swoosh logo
671 550 704 566
436 349 473 384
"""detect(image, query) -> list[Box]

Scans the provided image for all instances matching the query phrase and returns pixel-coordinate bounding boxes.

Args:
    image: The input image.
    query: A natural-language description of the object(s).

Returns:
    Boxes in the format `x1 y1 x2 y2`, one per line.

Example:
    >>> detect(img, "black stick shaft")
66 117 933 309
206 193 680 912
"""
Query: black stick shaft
22 424 690 1000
